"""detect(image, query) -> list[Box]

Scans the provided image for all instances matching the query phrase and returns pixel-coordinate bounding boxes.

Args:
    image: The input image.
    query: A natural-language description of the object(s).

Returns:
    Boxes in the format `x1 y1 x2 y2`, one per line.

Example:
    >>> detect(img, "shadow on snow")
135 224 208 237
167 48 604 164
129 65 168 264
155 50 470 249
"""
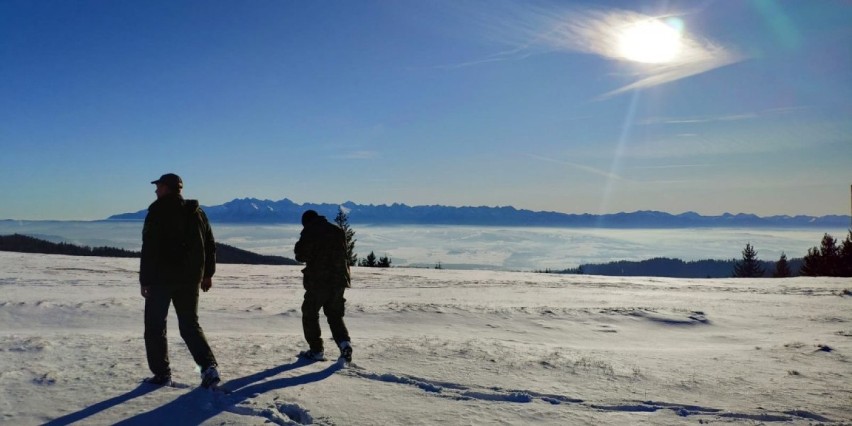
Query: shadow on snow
43 384 159 426
44 358 342 425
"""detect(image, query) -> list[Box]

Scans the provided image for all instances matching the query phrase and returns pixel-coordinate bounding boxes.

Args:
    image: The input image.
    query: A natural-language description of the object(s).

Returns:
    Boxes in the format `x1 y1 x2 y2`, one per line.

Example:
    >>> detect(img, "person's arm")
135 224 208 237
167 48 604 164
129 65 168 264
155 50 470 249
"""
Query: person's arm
294 231 311 263
139 207 160 293
200 209 216 292
338 227 352 287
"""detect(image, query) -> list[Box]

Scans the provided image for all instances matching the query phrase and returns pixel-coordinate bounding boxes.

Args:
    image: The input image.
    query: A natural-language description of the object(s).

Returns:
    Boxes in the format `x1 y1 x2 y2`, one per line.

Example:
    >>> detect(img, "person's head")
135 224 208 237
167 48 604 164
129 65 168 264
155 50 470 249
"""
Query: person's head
151 173 183 198
301 210 319 226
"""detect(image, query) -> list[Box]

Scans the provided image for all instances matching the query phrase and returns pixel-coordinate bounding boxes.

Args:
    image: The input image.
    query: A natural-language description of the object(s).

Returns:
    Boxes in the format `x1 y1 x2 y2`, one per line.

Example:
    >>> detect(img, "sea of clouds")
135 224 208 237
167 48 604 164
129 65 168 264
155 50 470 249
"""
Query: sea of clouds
1 220 846 271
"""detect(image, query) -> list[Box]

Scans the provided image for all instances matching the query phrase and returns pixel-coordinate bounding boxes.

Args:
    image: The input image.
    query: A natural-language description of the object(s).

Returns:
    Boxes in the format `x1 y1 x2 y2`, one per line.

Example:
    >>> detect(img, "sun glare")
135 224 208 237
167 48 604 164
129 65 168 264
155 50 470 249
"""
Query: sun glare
617 18 683 64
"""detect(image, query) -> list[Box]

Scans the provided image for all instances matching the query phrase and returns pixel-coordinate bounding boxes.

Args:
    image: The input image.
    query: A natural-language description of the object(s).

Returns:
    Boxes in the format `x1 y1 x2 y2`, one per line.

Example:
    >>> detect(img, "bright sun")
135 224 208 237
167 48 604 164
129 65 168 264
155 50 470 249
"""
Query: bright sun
617 19 683 64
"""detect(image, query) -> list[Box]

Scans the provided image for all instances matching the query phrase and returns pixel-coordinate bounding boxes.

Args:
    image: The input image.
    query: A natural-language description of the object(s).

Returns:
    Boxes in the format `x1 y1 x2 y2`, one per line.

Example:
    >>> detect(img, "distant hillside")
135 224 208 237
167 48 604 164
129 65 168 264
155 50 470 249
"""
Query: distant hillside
0 234 139 258
107 198 851 228
0 234 298 266
560 257 804 278
215 243 299 266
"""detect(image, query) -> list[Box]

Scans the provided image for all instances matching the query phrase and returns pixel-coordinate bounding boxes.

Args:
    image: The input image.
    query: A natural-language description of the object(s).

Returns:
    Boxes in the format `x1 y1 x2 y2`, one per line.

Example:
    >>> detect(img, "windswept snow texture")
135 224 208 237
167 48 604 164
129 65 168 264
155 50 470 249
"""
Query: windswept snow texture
1 251 850 425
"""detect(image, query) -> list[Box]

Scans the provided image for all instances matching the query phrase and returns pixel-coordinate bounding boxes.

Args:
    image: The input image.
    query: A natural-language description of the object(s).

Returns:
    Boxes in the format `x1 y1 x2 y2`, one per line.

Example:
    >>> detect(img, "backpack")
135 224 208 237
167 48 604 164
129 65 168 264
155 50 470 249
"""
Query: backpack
178 200 208 283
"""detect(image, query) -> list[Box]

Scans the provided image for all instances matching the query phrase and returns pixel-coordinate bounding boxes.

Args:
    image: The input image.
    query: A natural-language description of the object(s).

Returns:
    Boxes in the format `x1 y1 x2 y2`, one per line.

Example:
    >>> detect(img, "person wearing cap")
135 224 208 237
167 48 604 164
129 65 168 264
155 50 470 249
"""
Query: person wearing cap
293 209 353 362
140 173 221 388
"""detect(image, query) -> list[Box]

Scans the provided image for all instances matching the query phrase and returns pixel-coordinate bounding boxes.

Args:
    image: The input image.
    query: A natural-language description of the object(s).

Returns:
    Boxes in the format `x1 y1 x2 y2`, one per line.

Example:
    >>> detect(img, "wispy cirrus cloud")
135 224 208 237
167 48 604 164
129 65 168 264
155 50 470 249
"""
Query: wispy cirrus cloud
441 1 743 97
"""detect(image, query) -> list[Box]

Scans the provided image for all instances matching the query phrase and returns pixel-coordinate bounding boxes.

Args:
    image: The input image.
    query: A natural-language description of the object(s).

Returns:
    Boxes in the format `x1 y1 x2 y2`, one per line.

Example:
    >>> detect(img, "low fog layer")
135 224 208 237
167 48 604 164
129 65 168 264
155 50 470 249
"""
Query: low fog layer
1 221 846 271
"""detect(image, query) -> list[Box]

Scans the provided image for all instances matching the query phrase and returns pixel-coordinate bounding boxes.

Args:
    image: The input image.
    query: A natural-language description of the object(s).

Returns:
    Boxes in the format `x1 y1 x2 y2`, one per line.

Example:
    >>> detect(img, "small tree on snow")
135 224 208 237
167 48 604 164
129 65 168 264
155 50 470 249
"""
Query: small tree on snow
772 252 791 278
734 243 765 278
378 254 392 268
334 207 358 267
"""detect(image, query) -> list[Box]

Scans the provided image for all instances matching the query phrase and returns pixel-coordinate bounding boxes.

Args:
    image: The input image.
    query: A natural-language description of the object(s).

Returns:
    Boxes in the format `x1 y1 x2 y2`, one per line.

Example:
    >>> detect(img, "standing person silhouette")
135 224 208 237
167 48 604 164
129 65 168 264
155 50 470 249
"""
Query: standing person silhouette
140 173 221 388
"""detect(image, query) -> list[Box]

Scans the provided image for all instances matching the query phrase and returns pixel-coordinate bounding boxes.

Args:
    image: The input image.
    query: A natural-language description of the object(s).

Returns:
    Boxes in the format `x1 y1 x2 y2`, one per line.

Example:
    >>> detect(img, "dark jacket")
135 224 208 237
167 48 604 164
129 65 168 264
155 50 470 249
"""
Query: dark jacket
140 194 216 287
294 215 351 289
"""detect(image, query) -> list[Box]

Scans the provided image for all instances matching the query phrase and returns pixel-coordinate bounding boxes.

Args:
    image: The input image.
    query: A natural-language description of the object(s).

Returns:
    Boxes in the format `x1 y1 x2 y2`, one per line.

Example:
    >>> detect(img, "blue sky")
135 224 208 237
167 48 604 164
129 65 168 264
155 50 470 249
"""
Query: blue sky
1 0 850 220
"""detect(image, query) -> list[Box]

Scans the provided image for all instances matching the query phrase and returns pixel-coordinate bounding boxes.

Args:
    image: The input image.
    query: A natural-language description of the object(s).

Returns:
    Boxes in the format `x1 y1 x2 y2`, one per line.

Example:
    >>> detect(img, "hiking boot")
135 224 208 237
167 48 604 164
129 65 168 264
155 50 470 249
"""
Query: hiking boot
339 341 353 363
200 365 220 388
144 373 173 386
298 349 326 361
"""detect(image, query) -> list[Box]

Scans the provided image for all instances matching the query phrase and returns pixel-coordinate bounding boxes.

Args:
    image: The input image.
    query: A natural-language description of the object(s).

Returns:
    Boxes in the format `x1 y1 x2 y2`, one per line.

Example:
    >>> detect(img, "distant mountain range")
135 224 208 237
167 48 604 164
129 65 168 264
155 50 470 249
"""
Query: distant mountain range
107 197 852 228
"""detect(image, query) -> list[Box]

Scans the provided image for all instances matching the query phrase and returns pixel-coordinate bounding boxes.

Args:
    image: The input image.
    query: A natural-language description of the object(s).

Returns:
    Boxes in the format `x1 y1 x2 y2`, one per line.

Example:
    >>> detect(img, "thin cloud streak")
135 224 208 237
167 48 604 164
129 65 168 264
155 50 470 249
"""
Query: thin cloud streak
335 151 379 160
640 113 758 125
526 153 626 181
528 154 710 185
431 45 541 70
638 106 818 126
631 164 710 170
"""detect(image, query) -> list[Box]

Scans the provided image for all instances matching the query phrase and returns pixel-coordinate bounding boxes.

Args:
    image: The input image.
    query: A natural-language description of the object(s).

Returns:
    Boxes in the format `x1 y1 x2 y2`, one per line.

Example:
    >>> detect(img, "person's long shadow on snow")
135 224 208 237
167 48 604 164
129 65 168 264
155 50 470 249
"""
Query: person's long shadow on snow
42 384 159 426
114 358 343 425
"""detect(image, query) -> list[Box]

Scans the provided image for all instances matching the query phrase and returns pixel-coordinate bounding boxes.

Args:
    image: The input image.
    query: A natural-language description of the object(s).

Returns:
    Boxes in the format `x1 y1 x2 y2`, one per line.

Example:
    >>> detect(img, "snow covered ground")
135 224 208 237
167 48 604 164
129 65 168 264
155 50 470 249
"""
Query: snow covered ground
1 251 850 425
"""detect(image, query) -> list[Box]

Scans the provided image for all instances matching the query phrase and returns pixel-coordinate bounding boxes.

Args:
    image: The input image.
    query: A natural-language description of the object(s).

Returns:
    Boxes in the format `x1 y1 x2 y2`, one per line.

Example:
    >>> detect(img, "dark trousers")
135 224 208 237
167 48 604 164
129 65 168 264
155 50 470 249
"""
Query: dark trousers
144 284 217 376
302 286 350 352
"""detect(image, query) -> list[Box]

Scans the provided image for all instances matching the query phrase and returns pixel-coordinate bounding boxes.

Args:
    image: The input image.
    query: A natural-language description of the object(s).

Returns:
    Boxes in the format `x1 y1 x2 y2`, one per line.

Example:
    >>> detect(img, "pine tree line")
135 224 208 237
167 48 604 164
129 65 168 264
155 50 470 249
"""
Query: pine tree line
799 232 852 277
358 251 392 268
733 230 852 278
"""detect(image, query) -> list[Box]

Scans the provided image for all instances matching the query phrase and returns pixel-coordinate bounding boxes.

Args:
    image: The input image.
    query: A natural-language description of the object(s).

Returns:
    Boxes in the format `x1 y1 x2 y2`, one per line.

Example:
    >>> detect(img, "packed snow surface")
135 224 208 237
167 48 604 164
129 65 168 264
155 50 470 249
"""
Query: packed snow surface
0 251 849 425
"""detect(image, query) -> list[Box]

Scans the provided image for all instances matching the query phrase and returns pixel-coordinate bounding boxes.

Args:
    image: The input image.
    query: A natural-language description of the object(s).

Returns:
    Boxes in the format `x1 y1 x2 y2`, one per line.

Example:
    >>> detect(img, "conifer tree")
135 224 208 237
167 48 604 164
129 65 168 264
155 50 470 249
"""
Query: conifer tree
772 252 791 278
733 243 765 278
378 254 392 268
334 207 358 266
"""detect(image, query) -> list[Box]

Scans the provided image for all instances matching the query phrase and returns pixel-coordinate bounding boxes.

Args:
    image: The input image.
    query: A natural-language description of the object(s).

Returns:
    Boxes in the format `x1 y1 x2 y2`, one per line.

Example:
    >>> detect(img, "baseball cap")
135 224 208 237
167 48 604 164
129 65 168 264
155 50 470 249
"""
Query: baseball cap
151 173 183 189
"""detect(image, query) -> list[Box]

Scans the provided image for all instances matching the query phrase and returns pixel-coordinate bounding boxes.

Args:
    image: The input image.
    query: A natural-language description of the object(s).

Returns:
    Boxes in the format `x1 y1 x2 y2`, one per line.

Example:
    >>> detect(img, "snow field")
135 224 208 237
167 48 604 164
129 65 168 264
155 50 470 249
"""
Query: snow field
0 251 850 424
